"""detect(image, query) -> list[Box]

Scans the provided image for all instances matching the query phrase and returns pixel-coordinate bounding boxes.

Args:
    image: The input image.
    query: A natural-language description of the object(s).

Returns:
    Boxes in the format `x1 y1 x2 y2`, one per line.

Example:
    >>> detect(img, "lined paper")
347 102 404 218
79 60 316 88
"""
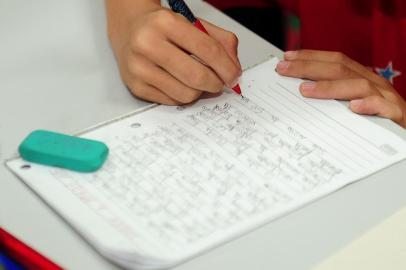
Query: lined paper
7 58 406 269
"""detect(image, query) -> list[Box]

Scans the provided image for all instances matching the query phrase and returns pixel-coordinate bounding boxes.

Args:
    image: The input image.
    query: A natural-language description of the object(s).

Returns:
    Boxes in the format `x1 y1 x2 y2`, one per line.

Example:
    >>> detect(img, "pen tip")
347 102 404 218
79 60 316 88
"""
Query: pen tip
232 84 242 95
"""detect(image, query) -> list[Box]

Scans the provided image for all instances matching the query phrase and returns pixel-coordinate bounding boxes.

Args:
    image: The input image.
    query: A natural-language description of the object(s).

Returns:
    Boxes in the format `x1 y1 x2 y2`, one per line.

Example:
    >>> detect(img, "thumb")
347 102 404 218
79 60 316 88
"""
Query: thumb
199 19 241 70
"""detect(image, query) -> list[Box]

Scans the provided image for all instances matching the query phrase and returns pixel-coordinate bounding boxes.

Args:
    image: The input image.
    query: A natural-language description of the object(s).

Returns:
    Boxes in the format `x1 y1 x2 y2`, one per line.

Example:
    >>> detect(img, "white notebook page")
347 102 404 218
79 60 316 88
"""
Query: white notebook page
7 58 406 269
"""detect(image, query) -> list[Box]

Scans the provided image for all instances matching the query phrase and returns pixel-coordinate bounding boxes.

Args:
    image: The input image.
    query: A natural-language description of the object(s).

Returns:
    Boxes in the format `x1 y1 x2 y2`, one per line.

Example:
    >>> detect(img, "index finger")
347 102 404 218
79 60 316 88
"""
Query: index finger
159 13 241 87
284 50 390 88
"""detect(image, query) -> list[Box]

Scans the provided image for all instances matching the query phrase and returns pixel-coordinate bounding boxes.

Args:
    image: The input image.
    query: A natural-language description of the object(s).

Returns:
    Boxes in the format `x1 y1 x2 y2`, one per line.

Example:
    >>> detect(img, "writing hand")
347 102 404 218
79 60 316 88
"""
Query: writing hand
107 2 241 105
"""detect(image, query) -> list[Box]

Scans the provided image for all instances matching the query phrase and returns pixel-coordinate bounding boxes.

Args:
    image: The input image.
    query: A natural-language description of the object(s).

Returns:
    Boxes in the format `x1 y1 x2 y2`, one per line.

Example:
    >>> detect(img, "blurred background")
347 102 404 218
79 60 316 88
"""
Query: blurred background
205 0 300 51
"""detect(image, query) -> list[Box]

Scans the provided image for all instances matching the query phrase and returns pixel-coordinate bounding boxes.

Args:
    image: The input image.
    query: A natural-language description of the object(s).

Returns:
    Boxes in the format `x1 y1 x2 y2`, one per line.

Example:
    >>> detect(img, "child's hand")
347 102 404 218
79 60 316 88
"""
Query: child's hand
107 2 241 105
276 50 406 127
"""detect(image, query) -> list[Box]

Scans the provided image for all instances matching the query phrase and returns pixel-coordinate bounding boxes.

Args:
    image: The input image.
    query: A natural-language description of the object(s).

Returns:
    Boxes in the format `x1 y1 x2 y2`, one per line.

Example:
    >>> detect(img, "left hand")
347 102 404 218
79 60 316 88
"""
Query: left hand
276 50 406 128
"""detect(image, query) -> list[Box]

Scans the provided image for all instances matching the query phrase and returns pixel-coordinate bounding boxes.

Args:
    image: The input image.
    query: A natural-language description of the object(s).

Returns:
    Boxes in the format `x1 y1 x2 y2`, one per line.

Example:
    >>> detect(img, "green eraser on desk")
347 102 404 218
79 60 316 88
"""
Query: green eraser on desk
18 130 109 172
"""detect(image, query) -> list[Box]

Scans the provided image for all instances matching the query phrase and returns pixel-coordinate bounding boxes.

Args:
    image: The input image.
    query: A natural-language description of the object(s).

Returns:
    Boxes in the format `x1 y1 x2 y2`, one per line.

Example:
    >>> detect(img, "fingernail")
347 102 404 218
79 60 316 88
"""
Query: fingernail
276 61 290 72
233 58 242 73
300 82 316 94
285 51 298 60
237 59 242 71
350 99 364 108
229 77 240 88
237 66 243 76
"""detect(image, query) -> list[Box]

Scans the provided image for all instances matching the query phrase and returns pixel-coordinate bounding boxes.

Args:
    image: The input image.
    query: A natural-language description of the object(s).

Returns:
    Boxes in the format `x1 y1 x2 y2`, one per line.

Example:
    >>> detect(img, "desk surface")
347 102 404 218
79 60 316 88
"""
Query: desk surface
1 1 405 269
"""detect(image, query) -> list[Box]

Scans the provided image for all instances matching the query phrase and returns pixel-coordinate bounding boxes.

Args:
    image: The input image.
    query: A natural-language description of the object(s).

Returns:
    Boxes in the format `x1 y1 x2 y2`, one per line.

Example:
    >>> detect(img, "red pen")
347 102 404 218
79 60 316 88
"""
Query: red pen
0 228 63 270
166 0 242 95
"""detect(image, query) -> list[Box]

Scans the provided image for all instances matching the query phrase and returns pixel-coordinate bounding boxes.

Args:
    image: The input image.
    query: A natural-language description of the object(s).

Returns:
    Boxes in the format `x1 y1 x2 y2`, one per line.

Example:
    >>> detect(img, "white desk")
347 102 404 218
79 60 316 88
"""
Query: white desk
1 1 405 269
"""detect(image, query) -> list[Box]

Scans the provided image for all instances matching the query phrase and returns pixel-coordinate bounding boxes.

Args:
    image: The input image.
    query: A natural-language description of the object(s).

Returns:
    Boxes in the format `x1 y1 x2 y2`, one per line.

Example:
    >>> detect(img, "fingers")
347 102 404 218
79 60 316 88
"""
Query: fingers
299 79 381 100
199 19 242 70
277 60 359 81
350 96 404 125
123 9 242 104
157 11 241 87
285 50 352 64
133 37 224 93
284 50 390 88
276 49 406 127
298 78 404 125
127 79 180 105
128 54 203 104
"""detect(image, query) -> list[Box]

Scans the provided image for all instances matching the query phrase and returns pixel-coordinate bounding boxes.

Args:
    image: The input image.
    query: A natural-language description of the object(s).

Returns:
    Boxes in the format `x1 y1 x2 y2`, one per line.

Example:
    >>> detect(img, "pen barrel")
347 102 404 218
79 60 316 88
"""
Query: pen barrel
166 0 196 23
193 19 208 34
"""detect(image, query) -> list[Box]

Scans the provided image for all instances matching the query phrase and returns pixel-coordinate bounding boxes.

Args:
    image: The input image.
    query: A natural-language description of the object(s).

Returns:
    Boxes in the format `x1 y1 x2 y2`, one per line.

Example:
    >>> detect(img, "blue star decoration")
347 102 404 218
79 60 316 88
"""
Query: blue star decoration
375 62 402 84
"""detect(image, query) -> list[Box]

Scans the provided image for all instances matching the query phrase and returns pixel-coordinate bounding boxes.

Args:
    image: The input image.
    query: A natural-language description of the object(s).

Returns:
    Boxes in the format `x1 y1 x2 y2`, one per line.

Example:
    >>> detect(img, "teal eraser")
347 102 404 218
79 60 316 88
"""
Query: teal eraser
18 130 109 172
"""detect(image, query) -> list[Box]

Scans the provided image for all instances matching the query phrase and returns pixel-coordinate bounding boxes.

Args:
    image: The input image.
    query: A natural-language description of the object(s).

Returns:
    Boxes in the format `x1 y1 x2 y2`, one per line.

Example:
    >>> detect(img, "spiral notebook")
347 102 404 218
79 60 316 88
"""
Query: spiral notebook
6 57 406 269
